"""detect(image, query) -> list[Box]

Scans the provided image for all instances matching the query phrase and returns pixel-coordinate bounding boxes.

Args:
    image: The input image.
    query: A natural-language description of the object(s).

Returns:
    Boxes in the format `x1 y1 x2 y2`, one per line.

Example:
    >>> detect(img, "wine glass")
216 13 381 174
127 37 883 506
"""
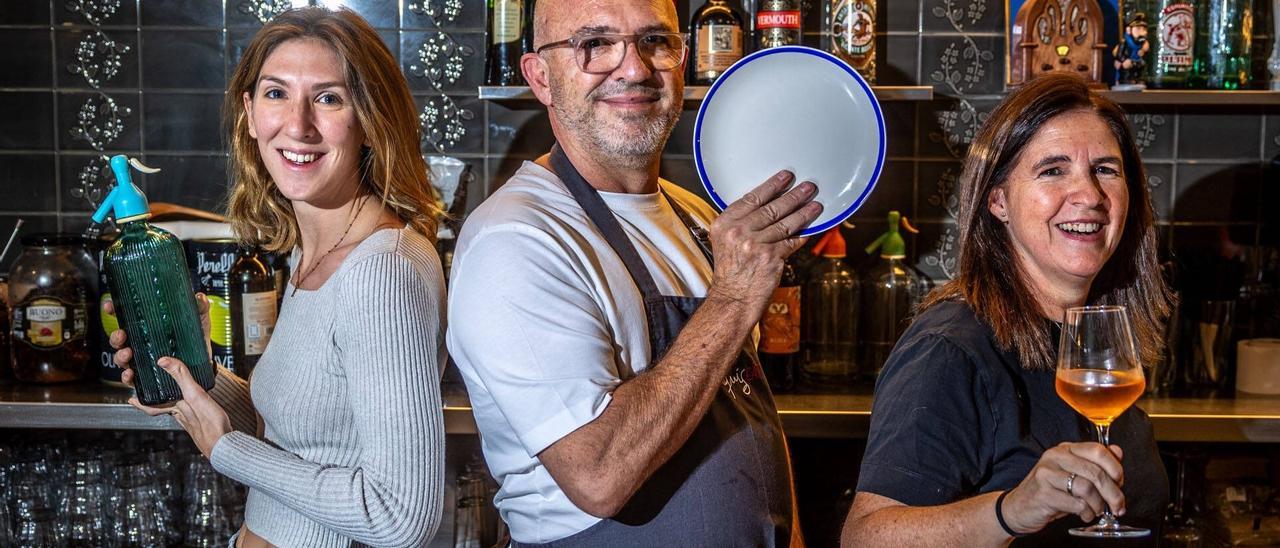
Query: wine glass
1054 305 1150 538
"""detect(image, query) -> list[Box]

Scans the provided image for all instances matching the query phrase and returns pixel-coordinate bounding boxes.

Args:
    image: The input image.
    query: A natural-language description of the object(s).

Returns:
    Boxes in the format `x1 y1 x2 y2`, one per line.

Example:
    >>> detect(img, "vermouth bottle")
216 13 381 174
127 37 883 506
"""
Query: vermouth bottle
756 0 801 50
92 155 214 405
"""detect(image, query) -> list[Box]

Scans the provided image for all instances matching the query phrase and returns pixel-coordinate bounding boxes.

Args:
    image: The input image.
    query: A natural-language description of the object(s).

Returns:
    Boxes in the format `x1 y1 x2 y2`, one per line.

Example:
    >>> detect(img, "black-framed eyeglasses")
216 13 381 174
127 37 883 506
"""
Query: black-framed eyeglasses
535 32 689 74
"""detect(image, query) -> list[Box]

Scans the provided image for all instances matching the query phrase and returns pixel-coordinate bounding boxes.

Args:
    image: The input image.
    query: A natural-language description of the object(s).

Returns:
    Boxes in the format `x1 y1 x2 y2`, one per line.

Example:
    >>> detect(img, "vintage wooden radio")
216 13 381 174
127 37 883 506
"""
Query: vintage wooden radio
1010 0 1108 87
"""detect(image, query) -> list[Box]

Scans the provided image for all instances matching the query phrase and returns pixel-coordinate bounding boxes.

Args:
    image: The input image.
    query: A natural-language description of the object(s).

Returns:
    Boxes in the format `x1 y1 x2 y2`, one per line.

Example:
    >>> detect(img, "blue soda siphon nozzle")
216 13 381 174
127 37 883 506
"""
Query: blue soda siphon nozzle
91 155 161 224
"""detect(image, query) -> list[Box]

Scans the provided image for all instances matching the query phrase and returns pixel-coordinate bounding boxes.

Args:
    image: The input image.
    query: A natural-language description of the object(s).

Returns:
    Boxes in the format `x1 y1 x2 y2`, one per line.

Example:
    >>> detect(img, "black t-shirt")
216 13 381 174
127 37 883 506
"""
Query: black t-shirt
856 301 1168 546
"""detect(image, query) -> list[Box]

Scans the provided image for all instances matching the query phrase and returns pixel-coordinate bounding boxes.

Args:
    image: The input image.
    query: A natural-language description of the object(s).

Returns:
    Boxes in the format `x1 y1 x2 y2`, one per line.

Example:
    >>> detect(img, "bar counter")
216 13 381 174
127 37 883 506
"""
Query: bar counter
3 380 1280 443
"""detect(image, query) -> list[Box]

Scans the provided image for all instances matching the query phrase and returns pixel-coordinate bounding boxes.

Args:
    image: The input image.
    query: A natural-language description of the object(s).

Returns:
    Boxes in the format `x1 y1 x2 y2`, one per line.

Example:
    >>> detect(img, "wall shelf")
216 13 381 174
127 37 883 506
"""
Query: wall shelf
0 380 480 435
6 381 1280 442
478 85 934 104
1098 89 1280 106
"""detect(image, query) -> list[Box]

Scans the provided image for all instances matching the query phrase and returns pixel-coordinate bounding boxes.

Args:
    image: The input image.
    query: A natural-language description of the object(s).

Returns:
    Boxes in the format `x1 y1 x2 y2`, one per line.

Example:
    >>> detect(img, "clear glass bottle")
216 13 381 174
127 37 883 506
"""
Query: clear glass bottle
92 156 214 405
822 0 876 83
860 212 928 378
802 228 859 388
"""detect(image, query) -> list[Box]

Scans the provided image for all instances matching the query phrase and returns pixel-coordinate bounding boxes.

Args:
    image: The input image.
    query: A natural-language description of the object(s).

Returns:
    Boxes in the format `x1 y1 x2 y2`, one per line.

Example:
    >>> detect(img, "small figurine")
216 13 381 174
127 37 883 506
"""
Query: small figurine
1112 13 1150 91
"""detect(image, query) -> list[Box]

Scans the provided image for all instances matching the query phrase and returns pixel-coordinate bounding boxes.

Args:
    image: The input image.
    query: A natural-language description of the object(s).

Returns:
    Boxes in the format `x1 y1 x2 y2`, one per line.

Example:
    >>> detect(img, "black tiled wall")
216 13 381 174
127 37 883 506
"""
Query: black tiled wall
1 0 1276 294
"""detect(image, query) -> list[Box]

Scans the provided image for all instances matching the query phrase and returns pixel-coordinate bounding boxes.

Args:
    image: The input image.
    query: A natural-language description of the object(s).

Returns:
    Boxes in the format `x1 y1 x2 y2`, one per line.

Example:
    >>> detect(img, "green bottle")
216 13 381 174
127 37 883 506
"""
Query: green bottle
92 155 214 405
1193 0 1252 89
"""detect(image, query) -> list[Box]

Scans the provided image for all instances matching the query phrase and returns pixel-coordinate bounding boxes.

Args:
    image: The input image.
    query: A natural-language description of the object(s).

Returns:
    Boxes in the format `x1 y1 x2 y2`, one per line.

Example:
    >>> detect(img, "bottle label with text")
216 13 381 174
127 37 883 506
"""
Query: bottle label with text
757 10 801 29
492 0 523 45
697 24 743 76
13 297 87 349
760 286 801 353
1159 4 1195 67
241 291 277 356
832 1 875 57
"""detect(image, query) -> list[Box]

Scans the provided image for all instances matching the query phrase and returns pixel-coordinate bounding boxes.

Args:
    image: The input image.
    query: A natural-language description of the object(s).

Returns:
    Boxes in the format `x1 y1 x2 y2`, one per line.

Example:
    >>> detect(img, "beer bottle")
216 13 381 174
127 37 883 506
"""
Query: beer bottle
689 0 747 85
756 0 801 50
759 256 800 393
823 0 876 83
485 0 526 86
1146 0 1197 88
230 247 276 377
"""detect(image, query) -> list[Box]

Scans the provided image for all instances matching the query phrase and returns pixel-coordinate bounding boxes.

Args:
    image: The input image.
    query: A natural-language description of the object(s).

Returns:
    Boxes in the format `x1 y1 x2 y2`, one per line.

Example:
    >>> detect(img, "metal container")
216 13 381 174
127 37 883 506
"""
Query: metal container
185 239 238 373
89 232 126 386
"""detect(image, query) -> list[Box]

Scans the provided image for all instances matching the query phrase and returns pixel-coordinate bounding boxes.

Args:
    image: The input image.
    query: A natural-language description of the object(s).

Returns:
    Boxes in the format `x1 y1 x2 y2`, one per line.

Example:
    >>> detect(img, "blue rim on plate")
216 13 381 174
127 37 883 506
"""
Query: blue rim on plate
693 45 887 237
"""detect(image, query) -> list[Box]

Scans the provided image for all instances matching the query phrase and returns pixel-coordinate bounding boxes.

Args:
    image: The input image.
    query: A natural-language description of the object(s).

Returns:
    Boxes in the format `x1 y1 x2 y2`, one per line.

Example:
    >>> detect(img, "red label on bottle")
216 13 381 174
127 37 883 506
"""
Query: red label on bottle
757 10 801 30
760 286 800 353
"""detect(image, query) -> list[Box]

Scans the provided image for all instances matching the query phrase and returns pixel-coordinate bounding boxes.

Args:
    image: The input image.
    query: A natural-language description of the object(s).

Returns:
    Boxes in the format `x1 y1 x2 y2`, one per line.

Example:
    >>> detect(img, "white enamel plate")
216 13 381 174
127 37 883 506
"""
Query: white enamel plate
694 46 886 236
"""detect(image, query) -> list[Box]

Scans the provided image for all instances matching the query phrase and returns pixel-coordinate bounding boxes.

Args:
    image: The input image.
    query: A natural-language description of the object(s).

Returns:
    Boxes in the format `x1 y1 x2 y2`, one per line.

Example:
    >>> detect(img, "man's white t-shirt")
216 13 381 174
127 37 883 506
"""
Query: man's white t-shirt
446 161 723 544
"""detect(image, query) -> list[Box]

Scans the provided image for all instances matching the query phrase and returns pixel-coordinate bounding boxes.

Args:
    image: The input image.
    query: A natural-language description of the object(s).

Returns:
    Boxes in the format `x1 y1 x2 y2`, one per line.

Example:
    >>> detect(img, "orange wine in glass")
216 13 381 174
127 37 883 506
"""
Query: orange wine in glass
1054 305 1150 538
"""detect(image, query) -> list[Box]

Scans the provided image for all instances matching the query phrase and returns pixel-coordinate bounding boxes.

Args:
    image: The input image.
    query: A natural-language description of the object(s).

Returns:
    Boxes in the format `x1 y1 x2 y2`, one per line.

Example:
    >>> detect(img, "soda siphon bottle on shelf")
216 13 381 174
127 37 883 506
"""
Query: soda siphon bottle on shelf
91 155 215 405
801 227 860 389
860 211 928 378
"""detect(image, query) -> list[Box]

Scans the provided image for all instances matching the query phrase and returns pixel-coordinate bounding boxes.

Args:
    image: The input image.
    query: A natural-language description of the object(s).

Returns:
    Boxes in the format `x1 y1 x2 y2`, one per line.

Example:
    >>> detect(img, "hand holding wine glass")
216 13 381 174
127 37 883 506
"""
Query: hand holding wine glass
1055 305 1150 538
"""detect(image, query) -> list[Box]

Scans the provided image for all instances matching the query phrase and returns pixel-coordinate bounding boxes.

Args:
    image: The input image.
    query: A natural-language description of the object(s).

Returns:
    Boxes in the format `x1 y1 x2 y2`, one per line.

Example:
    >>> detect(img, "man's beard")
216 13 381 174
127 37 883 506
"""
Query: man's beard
550 78 680 169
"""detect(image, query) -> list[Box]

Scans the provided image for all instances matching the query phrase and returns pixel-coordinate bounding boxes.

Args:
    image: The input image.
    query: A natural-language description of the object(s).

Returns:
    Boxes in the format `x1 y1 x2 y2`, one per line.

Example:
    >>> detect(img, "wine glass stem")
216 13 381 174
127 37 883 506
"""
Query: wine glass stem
1094 422 1119 526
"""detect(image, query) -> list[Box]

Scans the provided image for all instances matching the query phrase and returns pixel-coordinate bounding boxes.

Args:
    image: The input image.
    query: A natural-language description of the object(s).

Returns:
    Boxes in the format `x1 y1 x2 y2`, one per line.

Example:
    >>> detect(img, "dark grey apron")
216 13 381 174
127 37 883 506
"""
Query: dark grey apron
510 146 793 547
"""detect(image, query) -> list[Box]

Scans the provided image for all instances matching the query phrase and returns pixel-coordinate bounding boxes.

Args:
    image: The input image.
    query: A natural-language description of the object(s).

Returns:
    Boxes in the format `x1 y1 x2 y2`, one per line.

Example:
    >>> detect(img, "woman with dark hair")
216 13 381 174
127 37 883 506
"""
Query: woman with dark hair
108 7 446 547
842 72 1173 546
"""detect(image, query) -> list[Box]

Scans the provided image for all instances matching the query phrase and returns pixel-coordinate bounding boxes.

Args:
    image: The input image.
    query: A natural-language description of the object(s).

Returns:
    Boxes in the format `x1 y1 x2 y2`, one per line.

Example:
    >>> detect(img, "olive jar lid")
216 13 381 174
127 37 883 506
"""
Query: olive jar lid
20 232 89 247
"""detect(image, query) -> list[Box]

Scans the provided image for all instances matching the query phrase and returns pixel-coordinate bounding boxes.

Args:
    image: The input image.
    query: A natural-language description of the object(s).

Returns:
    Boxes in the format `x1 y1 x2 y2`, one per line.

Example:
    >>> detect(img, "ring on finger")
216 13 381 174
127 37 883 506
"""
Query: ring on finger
1065 472 1078 497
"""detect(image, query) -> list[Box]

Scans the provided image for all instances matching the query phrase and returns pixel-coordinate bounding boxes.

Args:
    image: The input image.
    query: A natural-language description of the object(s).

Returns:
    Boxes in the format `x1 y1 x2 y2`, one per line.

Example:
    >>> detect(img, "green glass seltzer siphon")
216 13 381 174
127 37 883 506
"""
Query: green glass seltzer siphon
91 155 214 405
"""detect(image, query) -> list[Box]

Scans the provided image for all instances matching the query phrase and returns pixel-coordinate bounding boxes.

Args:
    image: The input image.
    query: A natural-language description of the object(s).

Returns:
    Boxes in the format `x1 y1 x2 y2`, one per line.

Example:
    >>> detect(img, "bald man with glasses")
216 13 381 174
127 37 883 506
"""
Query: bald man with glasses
446 0 819 546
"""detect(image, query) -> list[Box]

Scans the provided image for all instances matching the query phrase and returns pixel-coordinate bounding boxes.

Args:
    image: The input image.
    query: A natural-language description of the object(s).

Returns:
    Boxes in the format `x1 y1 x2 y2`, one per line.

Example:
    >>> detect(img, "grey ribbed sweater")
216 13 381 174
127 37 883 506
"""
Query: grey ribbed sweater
207 228 446 548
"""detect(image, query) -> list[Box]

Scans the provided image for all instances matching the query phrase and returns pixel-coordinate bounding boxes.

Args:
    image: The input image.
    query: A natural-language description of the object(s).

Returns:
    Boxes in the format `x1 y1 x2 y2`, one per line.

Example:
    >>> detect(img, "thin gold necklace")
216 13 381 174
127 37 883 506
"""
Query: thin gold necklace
291 196 369 297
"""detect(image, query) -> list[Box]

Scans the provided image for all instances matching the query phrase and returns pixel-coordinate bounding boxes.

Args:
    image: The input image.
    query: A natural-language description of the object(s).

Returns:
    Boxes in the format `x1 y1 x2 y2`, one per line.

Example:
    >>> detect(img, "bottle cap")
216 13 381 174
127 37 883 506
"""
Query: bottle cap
91 155 160 224
811 227 847 258
865 211 918 259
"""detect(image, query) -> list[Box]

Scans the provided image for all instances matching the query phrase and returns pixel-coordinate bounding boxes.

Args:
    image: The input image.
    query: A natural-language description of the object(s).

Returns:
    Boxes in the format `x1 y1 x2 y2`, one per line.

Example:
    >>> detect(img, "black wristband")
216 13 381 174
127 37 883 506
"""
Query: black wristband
995 489 1025 538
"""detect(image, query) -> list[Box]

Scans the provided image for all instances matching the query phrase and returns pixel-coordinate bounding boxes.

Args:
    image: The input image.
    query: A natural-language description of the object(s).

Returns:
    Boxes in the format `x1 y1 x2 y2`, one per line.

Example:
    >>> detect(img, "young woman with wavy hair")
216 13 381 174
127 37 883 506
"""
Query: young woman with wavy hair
843 73 1173 546
110 7 447 547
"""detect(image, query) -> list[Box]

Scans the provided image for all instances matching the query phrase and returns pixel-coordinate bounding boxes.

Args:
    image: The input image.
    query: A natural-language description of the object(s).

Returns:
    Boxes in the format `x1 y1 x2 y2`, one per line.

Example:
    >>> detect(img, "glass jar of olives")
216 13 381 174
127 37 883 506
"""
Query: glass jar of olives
7 234 97 383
